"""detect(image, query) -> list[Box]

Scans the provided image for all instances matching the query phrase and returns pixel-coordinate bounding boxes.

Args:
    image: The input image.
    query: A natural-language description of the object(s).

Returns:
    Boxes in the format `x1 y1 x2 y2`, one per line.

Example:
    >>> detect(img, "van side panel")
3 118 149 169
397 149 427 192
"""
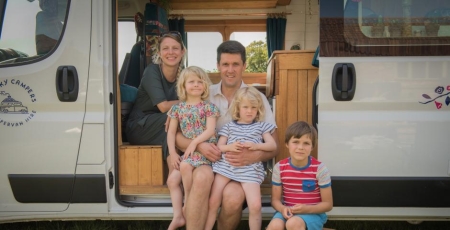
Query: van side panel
320 0 450 219
0 0 92 214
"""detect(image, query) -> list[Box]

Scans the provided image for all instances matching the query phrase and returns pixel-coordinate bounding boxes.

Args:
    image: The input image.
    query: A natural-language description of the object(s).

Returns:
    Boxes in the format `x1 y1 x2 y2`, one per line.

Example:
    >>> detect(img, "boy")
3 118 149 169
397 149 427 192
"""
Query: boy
267 121 333 230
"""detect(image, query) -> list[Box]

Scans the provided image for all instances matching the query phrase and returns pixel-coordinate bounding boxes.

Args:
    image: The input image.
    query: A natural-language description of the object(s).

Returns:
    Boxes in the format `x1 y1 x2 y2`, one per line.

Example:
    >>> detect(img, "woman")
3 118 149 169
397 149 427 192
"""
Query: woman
126 31 186 159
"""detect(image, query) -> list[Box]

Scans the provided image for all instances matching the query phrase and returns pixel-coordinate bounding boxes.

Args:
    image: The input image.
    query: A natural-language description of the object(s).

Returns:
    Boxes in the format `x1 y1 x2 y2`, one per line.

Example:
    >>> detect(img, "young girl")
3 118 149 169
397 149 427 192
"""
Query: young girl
166 66 219 230
205 86 277 230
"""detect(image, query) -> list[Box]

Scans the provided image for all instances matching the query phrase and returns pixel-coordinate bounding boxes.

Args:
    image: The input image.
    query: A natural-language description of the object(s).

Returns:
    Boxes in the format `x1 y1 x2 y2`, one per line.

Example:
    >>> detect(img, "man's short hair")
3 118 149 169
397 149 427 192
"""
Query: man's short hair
216 40 246 64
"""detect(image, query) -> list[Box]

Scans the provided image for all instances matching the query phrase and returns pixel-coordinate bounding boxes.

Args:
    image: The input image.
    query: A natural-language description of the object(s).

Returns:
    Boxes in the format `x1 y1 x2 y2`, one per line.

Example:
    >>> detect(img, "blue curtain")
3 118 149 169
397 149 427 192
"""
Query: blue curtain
168 17 187 48
266 15 287 57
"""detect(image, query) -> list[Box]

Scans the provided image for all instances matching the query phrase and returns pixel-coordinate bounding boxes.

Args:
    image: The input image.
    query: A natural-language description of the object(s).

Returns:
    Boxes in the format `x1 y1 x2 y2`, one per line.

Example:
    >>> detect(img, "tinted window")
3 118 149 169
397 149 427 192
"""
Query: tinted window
320 0 450 57
344 0 450 46
0 0 68 65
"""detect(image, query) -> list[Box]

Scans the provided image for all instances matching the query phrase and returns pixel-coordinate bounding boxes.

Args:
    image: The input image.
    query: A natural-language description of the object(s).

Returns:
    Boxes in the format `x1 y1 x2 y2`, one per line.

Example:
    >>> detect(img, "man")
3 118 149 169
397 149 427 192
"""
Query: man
176 40 278 230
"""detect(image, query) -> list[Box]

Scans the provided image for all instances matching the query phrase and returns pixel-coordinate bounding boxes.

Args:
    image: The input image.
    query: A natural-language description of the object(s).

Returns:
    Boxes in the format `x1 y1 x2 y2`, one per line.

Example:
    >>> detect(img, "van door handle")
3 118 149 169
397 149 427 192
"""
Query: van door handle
331 63 356 101
56 66 79 102
312 76 319 132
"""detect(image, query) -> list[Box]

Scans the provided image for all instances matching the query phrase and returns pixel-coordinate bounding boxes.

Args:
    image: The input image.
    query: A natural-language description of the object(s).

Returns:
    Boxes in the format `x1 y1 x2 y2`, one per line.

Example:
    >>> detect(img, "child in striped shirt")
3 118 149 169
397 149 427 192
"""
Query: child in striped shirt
205 87 277 230
267 121 333 230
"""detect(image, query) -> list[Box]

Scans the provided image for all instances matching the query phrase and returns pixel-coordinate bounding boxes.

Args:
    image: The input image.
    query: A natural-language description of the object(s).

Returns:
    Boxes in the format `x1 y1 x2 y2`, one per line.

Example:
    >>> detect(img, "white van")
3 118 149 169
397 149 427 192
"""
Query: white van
0 0 449 224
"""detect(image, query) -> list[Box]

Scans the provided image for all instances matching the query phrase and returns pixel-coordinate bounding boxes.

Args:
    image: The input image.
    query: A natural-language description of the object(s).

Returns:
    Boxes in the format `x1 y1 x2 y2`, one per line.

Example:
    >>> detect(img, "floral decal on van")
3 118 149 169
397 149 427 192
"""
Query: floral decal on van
419 85 450 109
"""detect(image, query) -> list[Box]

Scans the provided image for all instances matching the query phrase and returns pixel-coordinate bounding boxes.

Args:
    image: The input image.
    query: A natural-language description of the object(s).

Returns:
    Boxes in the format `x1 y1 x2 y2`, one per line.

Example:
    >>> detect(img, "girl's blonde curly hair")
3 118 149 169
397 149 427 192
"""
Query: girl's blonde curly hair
229 87 265 122
176 66 212 101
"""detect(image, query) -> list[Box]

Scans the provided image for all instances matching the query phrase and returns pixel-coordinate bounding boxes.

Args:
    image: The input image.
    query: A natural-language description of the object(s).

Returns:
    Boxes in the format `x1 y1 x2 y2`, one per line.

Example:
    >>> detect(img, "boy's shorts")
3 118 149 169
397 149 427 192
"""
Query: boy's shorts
272 212 327 230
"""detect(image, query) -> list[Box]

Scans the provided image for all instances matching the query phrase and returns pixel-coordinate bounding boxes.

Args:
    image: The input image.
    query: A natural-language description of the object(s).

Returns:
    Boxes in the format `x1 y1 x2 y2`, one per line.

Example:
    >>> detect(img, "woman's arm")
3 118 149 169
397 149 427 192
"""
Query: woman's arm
184 116 217 158
156 100 180 113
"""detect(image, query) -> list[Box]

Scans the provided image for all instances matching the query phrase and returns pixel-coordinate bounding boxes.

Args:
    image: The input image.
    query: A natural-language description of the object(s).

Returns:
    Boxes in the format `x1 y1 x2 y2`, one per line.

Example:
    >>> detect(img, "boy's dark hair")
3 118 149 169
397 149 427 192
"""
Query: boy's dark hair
216 40 246 64
284 121 318 148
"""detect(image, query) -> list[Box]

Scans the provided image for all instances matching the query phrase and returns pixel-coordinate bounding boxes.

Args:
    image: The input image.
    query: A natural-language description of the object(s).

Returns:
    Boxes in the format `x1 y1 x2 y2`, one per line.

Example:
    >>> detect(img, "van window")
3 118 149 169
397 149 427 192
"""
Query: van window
187 32 222 72
186 31 267 73
231 32 267 73
0 0 69 65
185 19 267 73
344 0 450 47
118 20 136 71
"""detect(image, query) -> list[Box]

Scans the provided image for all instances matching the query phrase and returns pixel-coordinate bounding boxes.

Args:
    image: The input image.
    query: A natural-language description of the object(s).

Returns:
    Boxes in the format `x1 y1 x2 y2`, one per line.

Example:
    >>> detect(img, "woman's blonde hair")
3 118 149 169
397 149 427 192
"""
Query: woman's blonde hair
176 66 212 101
229 87 265 122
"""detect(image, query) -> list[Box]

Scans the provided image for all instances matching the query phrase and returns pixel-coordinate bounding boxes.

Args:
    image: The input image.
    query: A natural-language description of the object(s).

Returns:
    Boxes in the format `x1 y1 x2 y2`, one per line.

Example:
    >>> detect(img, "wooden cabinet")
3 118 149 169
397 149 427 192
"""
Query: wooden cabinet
118 145 168 195
268 50 318 162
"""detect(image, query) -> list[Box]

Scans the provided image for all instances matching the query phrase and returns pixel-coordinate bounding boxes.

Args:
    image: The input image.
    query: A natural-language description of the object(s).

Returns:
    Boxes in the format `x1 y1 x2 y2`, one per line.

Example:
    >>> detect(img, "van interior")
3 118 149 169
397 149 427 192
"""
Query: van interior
114 0 321 206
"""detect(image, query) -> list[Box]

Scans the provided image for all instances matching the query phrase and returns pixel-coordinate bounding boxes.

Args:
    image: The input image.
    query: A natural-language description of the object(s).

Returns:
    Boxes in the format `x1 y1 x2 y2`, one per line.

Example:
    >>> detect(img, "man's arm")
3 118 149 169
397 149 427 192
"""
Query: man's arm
224 128 278 166
175 131 222 162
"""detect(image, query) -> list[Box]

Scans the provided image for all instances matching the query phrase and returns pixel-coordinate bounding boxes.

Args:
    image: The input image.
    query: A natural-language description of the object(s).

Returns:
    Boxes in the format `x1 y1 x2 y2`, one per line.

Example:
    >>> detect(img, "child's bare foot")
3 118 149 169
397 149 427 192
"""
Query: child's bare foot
168 215 186 230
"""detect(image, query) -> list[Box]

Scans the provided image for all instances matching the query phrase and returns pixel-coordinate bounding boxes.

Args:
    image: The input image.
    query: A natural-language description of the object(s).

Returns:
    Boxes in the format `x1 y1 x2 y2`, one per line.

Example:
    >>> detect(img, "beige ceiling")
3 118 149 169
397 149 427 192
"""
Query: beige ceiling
118 0 291 18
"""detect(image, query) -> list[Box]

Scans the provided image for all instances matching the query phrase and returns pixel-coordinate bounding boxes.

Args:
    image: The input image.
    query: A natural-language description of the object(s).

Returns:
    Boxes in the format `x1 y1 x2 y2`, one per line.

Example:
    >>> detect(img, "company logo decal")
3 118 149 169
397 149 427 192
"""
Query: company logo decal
419 85 450 109
0 79 37 126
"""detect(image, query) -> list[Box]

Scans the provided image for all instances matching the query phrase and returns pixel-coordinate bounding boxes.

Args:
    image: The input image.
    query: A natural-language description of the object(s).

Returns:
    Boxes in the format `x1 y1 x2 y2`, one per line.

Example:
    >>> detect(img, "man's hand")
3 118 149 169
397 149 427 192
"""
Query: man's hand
197 142 221 162
224 147 261 167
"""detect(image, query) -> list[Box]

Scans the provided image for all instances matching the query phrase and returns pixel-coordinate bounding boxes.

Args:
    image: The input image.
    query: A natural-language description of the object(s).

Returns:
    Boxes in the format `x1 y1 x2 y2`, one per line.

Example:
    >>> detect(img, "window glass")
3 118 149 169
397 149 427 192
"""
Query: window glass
344 0 450 46
187 32 222 72
186 31 268 73
231 32 267 73
0 0 68 65
118 21 137 71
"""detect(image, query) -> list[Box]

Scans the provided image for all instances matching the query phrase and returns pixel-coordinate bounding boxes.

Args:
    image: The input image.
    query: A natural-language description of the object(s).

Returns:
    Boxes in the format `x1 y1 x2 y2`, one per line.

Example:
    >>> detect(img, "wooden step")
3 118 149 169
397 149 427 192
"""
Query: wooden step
119 145 165 195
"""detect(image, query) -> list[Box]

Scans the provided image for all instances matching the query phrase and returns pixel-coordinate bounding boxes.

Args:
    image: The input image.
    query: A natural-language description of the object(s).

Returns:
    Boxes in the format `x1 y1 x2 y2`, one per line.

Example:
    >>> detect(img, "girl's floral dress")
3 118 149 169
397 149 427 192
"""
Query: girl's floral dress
167 101 220 167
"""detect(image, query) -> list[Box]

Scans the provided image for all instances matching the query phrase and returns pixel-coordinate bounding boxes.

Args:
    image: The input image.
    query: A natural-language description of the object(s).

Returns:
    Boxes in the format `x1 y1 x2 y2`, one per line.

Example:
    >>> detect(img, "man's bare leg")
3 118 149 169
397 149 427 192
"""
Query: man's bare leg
216 181 245 230
185 165 214 230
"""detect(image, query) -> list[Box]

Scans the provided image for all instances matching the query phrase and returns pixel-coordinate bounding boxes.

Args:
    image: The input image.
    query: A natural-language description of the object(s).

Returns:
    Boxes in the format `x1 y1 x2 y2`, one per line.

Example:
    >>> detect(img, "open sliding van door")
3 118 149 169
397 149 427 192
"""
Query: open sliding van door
0 0 95 214
319 0 450 220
